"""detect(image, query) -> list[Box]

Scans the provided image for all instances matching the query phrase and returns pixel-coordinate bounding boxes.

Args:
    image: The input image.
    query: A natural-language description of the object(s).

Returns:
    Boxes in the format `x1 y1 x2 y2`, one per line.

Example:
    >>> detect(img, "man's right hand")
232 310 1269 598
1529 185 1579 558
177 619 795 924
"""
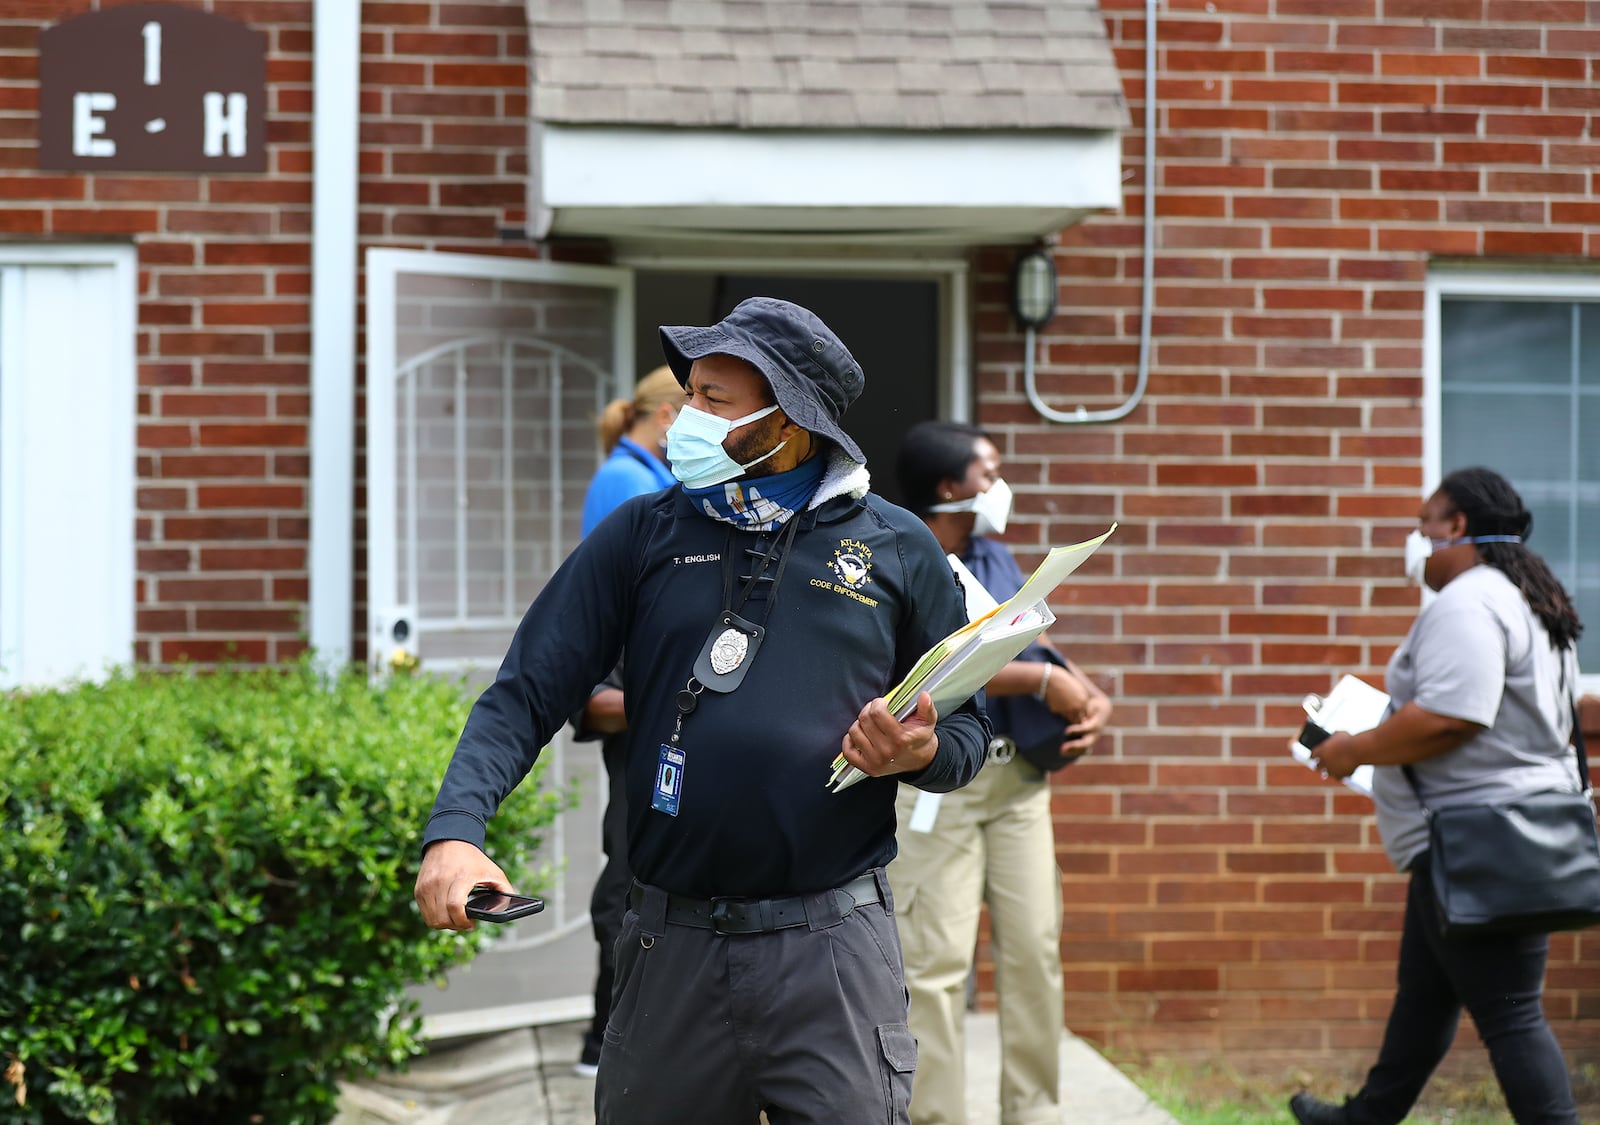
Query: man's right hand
415 839 510 931
583 686 628 734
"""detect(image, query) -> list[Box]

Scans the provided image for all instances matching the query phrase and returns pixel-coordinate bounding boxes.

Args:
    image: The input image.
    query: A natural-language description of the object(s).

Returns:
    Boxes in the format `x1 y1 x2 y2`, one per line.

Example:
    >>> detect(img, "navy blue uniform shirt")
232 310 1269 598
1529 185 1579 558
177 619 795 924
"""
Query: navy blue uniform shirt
424 472 992 899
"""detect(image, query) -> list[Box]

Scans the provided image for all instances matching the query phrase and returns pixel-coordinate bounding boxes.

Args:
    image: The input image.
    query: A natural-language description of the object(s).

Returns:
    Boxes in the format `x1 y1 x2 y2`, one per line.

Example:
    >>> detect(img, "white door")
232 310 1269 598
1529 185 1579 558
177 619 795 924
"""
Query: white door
0 247 137 688
366 249 633 1034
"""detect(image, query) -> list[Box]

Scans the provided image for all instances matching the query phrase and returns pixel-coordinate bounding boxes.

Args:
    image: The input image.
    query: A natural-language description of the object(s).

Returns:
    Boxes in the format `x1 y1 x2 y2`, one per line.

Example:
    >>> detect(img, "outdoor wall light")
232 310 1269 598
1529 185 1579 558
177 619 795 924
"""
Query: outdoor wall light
1009 245 1058 331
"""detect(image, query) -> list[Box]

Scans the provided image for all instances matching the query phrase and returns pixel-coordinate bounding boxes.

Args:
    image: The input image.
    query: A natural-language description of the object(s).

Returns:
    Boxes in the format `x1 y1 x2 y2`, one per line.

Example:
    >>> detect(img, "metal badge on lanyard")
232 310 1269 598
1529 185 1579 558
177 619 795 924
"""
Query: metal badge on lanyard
653 517 801 817
691 515 799 696
692 610 764 691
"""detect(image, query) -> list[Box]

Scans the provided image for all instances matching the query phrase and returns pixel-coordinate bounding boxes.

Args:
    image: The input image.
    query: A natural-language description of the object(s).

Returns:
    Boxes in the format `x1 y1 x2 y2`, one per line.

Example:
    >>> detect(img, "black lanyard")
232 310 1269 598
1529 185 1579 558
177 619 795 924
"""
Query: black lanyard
722 514 803 625
669 514 805 748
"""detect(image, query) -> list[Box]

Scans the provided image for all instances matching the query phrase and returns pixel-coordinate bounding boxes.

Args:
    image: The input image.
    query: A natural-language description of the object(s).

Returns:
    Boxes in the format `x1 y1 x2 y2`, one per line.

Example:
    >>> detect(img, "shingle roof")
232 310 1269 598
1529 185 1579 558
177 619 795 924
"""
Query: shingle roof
526 1 1128 132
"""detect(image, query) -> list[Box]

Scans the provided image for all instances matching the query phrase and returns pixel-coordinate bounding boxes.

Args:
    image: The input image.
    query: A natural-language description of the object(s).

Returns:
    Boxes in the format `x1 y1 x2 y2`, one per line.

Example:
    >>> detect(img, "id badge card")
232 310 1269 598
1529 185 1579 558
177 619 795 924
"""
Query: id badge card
652 744 685 816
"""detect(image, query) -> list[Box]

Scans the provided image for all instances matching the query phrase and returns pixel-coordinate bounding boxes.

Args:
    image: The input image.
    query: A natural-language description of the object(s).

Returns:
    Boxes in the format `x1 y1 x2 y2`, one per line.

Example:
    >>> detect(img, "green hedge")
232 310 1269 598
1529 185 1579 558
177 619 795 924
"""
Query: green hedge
0 661 565 1124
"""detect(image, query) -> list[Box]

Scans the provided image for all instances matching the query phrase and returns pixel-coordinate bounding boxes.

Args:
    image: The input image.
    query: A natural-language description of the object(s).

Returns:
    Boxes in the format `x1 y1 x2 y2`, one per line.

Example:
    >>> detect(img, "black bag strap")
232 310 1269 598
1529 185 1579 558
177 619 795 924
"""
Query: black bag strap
1560 649 1591 794
1400 762 1430 815
1572 702 1591 795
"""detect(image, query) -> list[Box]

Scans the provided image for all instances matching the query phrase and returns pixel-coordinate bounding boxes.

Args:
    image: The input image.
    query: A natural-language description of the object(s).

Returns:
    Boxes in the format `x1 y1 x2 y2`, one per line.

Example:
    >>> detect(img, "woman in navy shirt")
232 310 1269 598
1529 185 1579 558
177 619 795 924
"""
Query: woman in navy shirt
888 419 1112 1125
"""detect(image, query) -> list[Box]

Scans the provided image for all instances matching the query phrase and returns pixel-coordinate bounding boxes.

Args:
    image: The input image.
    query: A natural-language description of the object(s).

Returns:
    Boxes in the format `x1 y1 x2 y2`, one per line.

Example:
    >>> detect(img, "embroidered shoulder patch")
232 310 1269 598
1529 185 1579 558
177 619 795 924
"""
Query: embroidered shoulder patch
810 538 880 607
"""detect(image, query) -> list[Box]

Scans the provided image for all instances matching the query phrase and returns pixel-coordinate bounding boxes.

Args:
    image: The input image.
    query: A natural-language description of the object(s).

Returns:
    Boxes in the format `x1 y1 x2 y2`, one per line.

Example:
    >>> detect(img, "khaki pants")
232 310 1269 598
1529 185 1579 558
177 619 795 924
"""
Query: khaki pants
889 756 1064 1125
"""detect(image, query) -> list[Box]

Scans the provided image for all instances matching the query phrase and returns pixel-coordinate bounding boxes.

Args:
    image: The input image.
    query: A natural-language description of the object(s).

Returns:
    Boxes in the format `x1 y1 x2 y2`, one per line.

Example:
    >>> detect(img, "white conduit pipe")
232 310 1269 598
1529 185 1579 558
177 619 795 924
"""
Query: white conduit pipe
308 0 360 668
1025 0 1157 425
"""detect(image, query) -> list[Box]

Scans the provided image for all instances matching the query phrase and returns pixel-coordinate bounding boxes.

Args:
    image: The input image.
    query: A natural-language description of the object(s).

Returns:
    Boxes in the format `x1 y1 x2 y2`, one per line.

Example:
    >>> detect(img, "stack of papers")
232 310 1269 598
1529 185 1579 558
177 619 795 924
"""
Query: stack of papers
828 525 1117 793
1290 674 1391 798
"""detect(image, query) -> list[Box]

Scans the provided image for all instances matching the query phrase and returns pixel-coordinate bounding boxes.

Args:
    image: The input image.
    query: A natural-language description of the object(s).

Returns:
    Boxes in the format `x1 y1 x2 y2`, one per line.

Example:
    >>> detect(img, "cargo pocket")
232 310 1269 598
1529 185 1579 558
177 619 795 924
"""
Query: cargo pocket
602 909 654 1047
875 1022 917 1122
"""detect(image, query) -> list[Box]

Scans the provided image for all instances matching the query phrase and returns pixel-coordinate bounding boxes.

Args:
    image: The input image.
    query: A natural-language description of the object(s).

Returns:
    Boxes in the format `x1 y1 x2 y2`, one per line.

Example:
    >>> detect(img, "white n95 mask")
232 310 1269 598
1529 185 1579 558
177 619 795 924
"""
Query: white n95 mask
666 403 786 490
929 478 1013 538
1404 528 1523 585
1403 529 1433 585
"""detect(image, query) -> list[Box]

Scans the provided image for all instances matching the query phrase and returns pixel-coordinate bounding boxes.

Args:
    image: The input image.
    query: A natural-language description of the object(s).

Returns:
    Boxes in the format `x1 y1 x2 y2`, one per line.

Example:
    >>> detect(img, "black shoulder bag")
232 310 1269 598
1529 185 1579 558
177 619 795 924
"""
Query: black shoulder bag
1403 692 1600 940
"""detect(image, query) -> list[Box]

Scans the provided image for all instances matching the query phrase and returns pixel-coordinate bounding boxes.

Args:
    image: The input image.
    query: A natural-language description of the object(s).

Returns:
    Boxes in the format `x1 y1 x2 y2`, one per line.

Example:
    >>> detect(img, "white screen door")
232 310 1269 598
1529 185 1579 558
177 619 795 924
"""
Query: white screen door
366 249 633 1034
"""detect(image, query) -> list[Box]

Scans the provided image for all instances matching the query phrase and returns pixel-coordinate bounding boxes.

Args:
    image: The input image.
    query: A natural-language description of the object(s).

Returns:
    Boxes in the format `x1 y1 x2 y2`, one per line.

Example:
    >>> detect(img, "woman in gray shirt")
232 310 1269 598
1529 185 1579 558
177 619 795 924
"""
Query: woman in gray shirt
1293 467 1585 1125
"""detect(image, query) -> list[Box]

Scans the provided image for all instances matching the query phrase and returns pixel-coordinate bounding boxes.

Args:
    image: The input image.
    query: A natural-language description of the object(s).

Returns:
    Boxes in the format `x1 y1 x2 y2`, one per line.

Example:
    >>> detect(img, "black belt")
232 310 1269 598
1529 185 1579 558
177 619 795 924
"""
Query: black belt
629 872 881 935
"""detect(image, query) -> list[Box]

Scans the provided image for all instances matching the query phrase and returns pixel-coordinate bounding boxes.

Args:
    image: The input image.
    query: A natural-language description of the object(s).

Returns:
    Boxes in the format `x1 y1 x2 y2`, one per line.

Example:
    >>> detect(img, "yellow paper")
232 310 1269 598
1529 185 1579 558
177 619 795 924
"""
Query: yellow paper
830 524 1117 793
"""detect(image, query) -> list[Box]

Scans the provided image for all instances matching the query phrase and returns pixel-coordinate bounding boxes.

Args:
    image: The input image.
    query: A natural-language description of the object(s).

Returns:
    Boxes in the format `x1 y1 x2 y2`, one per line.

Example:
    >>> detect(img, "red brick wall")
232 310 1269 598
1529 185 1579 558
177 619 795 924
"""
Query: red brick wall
967 1 1600 1070
0 0 538 666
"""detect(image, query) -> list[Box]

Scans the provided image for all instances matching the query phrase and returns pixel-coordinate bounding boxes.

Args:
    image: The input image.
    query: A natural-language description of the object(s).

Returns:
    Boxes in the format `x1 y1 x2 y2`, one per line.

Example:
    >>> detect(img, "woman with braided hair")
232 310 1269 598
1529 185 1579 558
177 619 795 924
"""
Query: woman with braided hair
1293 466 1585 1125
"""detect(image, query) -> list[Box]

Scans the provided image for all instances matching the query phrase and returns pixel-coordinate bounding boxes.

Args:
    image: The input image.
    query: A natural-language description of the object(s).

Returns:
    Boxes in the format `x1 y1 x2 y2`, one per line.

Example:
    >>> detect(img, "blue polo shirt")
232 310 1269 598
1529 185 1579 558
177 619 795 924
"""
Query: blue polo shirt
581 437 676 537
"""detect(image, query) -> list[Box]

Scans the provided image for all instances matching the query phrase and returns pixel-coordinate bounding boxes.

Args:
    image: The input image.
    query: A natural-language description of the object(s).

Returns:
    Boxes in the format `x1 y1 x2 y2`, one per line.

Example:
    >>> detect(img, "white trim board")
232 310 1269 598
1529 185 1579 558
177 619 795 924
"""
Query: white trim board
533 126 1123 246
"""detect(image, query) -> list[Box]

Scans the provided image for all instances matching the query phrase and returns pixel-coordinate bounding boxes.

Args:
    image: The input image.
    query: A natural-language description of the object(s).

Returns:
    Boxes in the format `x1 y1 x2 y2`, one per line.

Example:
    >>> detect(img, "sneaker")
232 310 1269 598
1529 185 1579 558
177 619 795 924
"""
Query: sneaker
1289 1092 1348 1125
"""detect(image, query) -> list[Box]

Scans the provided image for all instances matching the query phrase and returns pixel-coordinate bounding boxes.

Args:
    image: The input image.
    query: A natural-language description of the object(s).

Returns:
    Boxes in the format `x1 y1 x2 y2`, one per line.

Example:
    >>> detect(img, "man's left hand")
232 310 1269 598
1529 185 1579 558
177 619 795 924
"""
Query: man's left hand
841 692 938 778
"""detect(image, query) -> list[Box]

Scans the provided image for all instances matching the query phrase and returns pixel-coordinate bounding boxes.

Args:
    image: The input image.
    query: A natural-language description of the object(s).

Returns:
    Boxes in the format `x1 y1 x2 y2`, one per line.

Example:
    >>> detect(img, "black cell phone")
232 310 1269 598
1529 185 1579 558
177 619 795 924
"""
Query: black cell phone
1298 719 1333 751
465 886 546 923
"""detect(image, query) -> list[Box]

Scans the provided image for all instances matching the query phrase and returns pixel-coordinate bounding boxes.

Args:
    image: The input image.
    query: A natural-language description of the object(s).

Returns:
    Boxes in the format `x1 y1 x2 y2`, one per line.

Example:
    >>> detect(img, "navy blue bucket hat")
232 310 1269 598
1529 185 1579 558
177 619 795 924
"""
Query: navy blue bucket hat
659 297 867 465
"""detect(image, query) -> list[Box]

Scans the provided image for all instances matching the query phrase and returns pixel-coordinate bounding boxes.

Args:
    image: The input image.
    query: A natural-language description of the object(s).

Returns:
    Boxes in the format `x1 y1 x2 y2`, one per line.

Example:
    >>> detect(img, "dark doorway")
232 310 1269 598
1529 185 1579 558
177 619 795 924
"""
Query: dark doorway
634 272 942 508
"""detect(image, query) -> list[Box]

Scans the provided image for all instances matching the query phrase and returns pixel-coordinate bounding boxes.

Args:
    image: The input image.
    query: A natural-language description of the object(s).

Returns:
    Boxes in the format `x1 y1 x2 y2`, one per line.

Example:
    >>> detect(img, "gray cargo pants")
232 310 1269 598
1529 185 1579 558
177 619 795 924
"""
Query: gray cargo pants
595 867 917 1124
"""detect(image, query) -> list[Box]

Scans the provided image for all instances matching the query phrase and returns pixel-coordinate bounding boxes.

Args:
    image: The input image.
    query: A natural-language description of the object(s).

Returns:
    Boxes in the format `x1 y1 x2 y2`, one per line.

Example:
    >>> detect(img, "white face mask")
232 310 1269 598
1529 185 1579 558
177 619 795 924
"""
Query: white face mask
929 478 1013 537
665 402 786 490
1403 529 1434 586
1403 528 1523 586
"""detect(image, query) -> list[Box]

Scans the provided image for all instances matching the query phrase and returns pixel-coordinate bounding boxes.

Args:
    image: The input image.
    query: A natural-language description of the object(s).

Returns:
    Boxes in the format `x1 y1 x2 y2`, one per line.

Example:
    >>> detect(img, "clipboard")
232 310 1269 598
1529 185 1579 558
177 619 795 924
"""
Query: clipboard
1290 674 1389 798
828 525 1116 793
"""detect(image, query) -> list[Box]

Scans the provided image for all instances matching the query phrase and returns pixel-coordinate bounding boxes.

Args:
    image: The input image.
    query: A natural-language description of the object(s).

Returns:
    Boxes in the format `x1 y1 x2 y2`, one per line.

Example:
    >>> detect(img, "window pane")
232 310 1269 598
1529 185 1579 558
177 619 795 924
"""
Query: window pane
1440 292 1595 670
1574 503 1599 672
1523 496 1573 567
1441 299 1571 387
1581 304 1600 387
1441 393 1574 483
1575 390 1600 672
1580 393 1600 484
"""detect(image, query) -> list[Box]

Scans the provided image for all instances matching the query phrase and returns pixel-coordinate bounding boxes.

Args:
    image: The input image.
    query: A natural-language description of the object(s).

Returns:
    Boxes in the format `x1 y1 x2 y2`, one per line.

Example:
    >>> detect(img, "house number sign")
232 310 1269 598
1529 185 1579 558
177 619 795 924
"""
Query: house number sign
39 3 266 172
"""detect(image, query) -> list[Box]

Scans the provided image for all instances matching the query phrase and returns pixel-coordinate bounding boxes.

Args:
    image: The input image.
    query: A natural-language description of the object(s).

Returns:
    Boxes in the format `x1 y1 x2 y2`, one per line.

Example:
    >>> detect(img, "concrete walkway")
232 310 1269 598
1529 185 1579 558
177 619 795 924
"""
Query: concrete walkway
335 1013 1180 1124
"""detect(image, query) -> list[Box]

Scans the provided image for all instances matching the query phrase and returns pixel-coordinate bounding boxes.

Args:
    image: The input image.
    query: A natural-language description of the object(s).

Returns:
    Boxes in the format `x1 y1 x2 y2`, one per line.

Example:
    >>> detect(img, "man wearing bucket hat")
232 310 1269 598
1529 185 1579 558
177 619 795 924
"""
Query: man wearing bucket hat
415 297 992 1124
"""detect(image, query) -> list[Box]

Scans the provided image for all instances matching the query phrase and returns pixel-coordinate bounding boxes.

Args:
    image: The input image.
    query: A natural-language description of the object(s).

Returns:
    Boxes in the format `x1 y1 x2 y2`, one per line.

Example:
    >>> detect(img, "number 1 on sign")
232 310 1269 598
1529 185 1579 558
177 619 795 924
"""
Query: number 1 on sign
142 21 161 86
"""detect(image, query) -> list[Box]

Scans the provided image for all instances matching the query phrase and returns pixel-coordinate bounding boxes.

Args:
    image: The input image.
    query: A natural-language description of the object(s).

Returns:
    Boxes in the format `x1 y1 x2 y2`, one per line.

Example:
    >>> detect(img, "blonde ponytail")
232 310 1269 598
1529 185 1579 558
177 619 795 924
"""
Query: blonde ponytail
596 366 683 454
596 397 635 453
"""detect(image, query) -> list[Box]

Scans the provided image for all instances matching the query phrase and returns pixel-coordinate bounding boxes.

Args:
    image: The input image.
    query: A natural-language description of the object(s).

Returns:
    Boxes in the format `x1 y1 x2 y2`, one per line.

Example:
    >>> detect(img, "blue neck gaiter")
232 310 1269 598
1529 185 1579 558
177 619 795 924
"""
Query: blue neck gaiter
682 454 827 531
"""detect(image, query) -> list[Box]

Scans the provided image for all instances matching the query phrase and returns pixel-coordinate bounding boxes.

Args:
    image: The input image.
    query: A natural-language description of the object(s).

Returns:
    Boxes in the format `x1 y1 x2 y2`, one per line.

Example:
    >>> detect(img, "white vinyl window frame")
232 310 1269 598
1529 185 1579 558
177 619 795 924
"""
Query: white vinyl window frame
613 252 972 422
0 243 137 687
1424 268 1600 695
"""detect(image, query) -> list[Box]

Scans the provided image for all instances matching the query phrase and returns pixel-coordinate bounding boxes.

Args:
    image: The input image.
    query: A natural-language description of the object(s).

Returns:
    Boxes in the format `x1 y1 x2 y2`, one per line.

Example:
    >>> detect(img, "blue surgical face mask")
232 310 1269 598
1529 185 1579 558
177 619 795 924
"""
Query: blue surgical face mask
666 402 787 489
